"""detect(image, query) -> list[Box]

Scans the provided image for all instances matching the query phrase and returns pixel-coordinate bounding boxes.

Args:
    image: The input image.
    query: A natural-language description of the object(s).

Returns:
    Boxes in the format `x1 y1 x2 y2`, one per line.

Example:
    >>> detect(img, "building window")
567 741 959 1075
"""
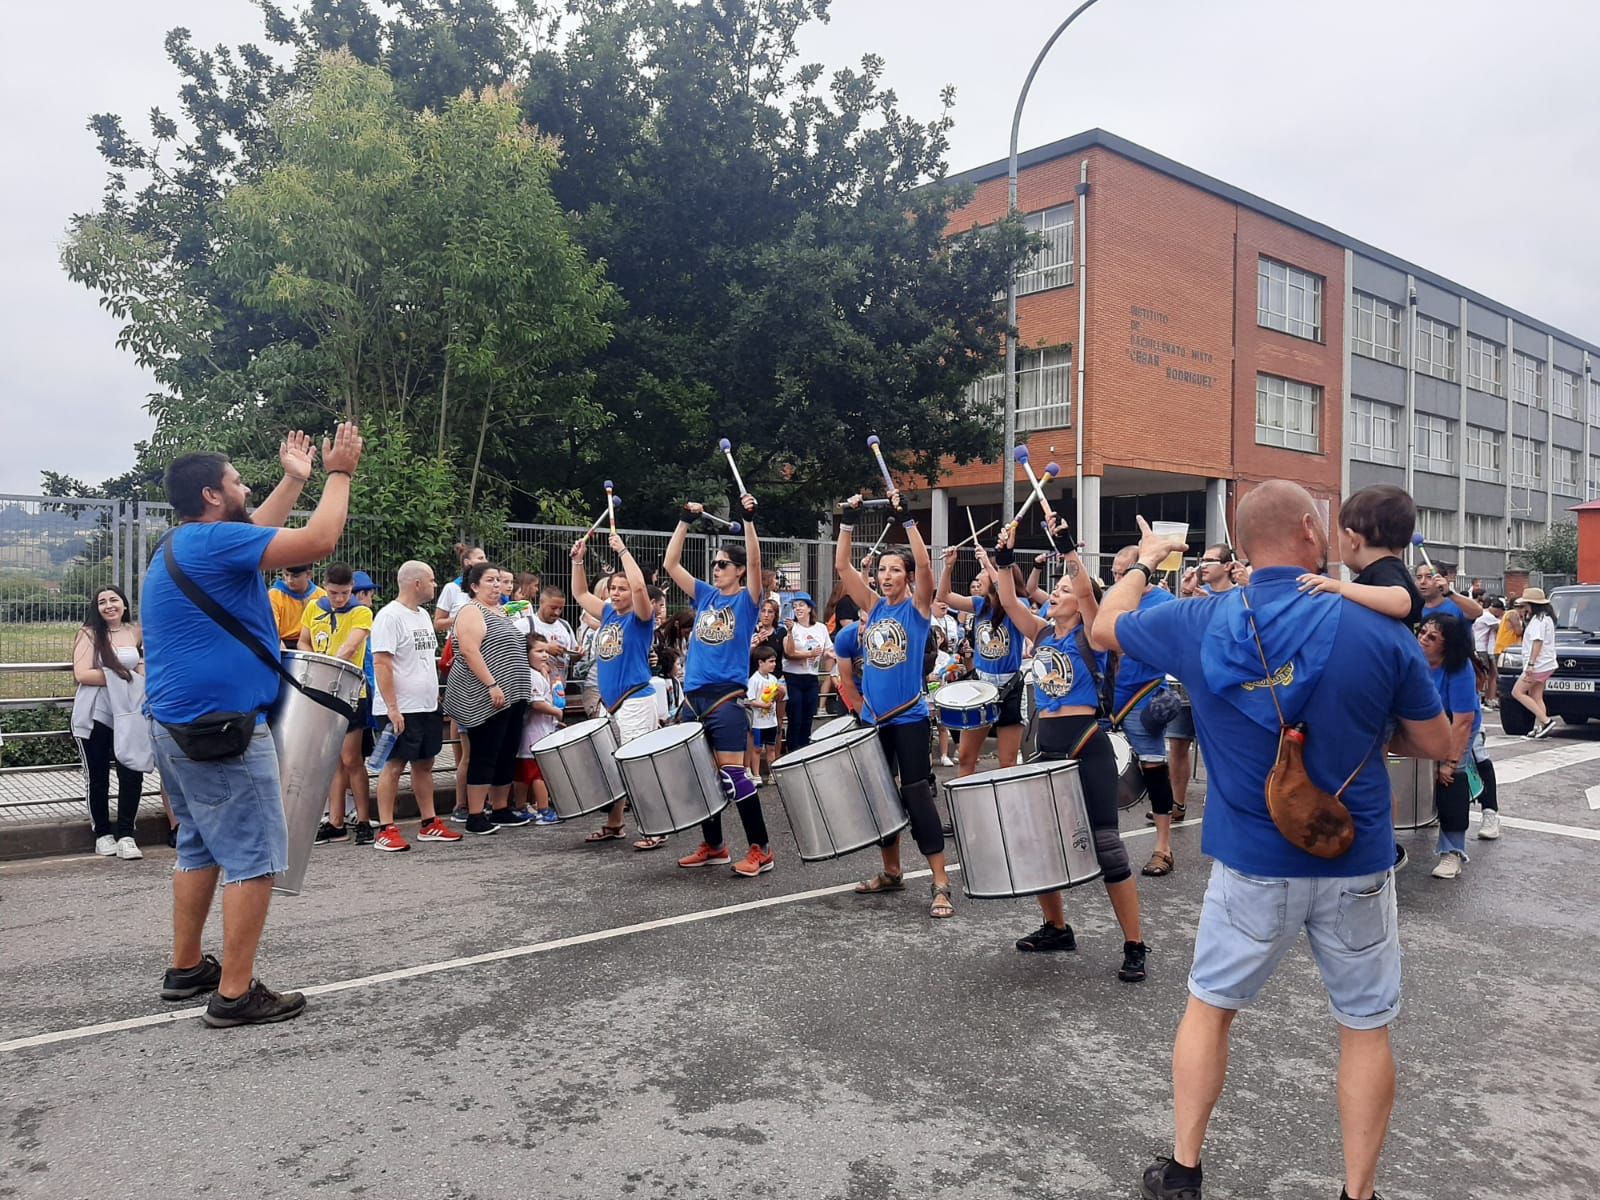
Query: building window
1590 454 1600 499
963 346 1072 432
1348 397 1402 465
1350 292 1402 364
1509 519 1539 551
1464 513 1501 547
1510 435 1544 486
1255 373 1322 452
1552 446 1581 493
1466 334 1505 396
1590 377 1600 426
1258 258 1323 341
1416 507 1457 544
1465 425 1503 483
1015 204 1074 296
1413 315 1458 381
1511 351 1545 408
1552 367 1581 419
1413 413 1456 474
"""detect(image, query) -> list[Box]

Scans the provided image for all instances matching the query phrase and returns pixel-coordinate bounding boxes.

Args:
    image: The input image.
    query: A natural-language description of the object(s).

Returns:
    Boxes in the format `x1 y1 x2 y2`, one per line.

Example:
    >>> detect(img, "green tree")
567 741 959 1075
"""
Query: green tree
1525 522 1579 576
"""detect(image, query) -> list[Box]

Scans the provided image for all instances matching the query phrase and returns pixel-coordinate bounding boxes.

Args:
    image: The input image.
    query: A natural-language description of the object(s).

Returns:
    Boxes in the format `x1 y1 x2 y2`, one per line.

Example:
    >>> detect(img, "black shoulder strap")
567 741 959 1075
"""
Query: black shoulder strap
1075 626 1116 718
161 531 356 720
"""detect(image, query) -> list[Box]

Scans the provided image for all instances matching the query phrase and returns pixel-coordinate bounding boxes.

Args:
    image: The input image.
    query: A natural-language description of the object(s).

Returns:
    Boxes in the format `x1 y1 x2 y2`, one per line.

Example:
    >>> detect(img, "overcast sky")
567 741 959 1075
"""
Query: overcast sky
3 0 1596 494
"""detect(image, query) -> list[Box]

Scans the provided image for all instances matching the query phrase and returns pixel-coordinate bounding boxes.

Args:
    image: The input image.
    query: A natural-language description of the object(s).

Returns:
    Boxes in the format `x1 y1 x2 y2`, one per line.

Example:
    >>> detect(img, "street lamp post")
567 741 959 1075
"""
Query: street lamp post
1003 0 1104 522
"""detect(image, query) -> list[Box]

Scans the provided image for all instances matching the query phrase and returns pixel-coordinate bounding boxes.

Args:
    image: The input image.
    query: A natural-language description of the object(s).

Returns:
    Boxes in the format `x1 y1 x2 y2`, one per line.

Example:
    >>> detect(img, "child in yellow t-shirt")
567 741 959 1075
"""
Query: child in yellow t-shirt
298 564 375 844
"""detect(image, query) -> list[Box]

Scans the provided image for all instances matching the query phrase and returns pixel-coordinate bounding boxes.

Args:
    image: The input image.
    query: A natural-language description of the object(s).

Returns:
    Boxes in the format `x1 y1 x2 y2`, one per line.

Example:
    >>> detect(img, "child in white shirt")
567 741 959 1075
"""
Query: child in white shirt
745 647 785 783
514 634 566 824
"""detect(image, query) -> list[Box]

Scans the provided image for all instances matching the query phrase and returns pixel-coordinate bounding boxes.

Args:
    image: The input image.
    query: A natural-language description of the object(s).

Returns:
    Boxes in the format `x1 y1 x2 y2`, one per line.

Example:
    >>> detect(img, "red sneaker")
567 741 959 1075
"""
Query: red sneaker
415 819 462 843
373 825 411 853
731 845 774 877
677 842 732 868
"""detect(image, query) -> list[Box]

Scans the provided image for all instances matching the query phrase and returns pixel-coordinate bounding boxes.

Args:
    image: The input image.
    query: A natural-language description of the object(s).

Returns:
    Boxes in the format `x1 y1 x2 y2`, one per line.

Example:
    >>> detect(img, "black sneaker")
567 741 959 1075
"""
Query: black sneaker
161 953 222 1001
202 979 307 1028
314 819 348 845
1141 1157 1202 1199
1015 922 1077 953
1393 843 1408 872
352 821 375 846
465 812 498 836
1119 940 1149 983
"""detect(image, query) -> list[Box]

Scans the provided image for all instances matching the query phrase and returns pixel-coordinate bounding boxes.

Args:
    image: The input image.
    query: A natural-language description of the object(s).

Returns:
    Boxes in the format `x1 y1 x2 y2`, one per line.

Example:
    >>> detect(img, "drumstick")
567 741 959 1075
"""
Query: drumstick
1013 447 1059 552
578 495 620 543
699 512 744 534
952 519 999 550
717 438 749 498
965 506 979 543
1007 462 1061 536
1411 531 1435 571
866 435 897 495
604 478 618 535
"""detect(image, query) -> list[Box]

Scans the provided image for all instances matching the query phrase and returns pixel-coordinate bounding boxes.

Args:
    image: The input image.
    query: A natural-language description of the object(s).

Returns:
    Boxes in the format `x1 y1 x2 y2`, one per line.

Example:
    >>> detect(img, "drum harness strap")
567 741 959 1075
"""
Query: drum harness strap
863 694 925 727
682 688 746 721
1110 679 1163 730
605 681 652 716
1060 627 1117 758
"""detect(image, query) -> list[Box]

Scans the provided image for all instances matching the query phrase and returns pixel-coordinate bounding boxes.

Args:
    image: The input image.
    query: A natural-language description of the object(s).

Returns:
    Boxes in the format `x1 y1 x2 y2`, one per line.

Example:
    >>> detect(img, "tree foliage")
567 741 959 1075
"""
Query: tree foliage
1524 521 1579 576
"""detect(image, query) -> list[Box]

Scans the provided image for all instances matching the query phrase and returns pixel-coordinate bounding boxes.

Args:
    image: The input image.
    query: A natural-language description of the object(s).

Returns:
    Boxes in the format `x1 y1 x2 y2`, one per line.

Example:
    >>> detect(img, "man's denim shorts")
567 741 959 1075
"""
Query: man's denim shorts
1121 709 1168 762
151 720 287 885
1187 860 1401 1030
1165 701 1195 742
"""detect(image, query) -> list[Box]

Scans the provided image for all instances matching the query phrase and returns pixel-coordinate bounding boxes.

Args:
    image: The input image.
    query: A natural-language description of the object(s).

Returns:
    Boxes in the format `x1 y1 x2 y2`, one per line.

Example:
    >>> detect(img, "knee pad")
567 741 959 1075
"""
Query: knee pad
1094 826 1131 884
1143 763 1175 816
718 766 757 803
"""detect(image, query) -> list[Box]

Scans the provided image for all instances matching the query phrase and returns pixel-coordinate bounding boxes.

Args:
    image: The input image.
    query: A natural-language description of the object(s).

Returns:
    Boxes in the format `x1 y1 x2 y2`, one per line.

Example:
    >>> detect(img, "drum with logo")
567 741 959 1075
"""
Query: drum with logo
1105 728 1147 810
944 759 1102 898
772 726 908 861
614 722 730 837
1388 755 1439 830
531 716 626 819
935 680 1001 731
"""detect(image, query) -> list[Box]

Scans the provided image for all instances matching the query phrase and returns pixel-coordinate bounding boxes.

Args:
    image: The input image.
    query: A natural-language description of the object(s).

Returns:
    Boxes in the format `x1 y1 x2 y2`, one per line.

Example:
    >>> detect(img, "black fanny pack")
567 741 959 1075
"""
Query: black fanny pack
162 711 260 761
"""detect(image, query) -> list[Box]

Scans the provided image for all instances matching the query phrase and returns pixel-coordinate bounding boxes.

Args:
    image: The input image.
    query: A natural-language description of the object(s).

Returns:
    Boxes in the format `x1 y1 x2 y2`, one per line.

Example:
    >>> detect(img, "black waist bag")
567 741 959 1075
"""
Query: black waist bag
163 711 259 761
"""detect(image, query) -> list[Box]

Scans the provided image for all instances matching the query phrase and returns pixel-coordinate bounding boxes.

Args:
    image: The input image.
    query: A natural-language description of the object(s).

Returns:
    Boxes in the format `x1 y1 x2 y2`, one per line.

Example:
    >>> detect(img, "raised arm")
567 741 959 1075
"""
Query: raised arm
979 537 1047 641
610 531 652 617
1064 543 1098 632
938 545 977 613
250 430 314 529
1092 516 1186 653
740 493 762 605
570 539 605 621
892 490 933 618
662 503 701 596
832 499 878 615
260 424 364 570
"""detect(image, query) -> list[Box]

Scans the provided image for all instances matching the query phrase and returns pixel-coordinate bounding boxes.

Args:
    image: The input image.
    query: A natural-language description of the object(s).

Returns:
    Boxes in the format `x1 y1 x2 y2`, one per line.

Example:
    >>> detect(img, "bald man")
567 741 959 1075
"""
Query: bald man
1093 480 1453 1200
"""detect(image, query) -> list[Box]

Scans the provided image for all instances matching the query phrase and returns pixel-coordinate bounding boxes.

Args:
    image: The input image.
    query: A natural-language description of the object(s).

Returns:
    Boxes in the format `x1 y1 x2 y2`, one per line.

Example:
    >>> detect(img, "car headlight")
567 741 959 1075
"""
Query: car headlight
1499 649 1524 670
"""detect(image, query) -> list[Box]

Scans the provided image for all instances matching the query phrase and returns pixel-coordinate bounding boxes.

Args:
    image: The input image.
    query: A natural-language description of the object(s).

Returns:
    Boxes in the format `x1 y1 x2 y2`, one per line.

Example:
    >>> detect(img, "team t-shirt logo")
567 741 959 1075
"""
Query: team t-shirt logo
695 605 737 646
1030 647 1074 698
597 621 625 661
978 620 1011 662
865 619 909 668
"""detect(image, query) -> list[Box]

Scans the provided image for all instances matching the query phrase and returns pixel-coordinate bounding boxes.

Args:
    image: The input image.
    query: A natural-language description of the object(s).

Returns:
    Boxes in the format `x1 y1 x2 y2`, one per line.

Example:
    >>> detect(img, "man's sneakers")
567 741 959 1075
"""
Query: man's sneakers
490 807 534 826
1431 852 1464 879
314 819 348 845
1393 843 1409 872
352 821 375 847
416 818 463 843
161 953 222 1001
1477 809 1502 840
202 979 307 1028
373 825 411 852
1140 1156 1202 1199
1015 922 1076 953
731 846 774 877
677 842 732 868
464 812 498 836
1119 940 1149 983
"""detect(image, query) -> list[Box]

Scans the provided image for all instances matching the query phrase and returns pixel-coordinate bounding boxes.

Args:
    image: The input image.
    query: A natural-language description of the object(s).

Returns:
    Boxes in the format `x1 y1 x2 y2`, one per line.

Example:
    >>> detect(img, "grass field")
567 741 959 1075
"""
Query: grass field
0 621 80 701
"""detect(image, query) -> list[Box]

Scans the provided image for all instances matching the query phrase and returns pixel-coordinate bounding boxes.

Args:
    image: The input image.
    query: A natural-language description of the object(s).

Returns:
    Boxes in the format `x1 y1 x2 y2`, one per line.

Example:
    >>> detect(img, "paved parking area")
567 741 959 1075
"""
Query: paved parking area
3 716 1598 1199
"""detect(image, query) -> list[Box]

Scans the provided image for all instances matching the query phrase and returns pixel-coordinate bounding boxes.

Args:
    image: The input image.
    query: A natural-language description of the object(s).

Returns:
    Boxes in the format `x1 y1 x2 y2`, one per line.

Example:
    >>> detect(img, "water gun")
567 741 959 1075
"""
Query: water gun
760 682 781 706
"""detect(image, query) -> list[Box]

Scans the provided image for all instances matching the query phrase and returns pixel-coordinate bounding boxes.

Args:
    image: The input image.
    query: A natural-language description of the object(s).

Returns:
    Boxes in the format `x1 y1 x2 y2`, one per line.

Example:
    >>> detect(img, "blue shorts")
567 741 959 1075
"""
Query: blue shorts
1187 861 1401 1030
683 687 748 755
1120 707 1168 763
1166 701 1195 742
751 726 778 749
152 720 287 885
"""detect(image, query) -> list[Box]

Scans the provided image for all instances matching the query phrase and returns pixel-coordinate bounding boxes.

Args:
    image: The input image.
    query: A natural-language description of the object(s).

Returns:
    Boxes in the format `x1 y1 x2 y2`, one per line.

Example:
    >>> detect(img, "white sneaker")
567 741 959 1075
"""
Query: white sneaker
1531 719 1557 739
939 755 955 768
115 836 144 860
1477 810 1502 840
94 834 117 856
1431 852 1463 879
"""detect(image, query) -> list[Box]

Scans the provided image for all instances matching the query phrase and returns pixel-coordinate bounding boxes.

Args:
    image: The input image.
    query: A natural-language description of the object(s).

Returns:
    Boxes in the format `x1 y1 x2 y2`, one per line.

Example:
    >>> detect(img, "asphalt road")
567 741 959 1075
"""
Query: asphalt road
4 713 1599 1199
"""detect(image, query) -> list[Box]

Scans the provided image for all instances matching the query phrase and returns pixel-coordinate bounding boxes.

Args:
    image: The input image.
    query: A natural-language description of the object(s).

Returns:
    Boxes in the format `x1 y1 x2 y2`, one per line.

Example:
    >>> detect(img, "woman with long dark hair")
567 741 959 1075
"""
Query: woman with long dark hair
1511 589 1558 739
1418 614 1490 878
937 548 1026 779
70 586 147 859
782 592 831 752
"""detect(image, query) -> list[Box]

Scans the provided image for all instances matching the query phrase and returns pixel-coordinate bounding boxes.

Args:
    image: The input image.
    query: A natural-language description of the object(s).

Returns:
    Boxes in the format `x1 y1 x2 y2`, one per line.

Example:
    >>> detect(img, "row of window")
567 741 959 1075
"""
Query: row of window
1347 397 1596 490
964 346 1073 432
1425 513 1553 550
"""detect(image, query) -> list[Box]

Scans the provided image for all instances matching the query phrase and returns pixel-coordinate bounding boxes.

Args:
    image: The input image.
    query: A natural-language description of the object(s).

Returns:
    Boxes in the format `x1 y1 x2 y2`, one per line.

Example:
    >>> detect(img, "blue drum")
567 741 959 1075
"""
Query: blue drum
936 680 1001 731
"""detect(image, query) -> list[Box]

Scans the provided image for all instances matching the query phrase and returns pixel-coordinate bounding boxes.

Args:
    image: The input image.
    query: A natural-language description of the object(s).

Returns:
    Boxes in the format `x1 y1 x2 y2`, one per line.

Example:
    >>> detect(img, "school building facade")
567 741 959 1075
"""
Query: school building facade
917 129 1599 582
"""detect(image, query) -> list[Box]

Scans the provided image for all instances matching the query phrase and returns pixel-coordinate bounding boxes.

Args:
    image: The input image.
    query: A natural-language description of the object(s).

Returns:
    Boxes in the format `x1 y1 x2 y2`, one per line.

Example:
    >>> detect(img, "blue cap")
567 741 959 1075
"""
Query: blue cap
791 591 816 609
352 570 377 592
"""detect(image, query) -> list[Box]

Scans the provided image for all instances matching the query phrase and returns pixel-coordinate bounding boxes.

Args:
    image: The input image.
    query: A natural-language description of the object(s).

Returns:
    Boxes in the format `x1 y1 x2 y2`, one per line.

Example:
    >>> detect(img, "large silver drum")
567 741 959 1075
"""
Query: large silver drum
1106 728 1147 810
615 722 729 837
1388 755 1439 830
271 650 366 895
531 716 626 819
944 760 1102 898
772 726 907 861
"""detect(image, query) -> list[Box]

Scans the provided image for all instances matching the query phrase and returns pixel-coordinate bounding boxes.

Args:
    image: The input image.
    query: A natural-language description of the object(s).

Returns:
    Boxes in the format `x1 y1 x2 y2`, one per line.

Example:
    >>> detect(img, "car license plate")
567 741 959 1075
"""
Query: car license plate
1546 679 1595 693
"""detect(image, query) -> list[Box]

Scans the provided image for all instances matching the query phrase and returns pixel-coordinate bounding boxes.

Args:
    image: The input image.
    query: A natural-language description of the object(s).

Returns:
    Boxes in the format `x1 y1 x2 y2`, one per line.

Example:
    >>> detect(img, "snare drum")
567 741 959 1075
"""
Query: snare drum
614 723 730 837
944 760 1102 898
530 716 627 819
1105 728 1148 810
936 680 1000 731
813 714 863 741
772 727 908 861
1388 755 1439 830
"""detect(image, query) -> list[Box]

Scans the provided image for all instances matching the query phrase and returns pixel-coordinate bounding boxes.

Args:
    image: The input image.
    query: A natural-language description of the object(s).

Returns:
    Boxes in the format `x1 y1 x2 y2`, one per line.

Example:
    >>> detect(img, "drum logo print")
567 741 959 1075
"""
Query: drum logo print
1071 819 1091 853
865 619 909 668
977 620 1011 662
695 605 737 646
596 621 624 661
1030 647 1074 698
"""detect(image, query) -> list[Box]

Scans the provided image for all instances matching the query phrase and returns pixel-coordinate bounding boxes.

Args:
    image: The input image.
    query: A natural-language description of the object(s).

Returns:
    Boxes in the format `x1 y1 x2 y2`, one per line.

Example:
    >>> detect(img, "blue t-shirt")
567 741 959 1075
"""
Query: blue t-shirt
595 602 655 708
862 595 931 726
1423 597 1467 624
1117 567 1442 878
971 596 1023 676
1430 661 1482 742
142 522 281 724
1030 625 1106 716
684 580 760 693
1113 587 1175 711
833 621 861 669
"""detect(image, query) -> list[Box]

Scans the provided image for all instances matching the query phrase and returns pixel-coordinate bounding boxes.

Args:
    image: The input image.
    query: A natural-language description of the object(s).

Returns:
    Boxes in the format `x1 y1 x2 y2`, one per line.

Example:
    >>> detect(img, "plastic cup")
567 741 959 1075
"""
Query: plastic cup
1151 521 1189 573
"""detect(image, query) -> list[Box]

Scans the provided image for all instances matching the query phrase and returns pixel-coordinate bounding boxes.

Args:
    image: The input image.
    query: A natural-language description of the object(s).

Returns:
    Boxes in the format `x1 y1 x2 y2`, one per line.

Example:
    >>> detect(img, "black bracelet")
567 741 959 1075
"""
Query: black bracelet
901 518 917 530
327 470 351 478
993 547 1015 568
679 506 697 525
1129 562 1153 582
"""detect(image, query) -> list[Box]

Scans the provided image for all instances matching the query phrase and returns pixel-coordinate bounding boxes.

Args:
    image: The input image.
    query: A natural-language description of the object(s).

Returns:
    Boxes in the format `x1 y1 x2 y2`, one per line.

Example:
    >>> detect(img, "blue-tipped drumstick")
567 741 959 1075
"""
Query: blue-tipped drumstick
718 438 749 498
1013 447 1060 551
604 478 618 535
699 511 744 534
866 435 897 496
579 494 621 543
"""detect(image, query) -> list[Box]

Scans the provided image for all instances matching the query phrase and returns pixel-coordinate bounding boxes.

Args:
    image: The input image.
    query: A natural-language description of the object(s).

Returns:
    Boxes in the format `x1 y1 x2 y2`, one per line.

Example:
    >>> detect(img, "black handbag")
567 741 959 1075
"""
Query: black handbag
162 711 260 762
1140 686 1183 735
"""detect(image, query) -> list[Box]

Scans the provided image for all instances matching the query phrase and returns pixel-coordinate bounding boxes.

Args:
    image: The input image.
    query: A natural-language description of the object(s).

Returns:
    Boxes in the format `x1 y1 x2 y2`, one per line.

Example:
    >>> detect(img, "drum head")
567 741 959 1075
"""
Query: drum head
937 680 1000 709
813 715 862 741
531 715 612 751
1107 729 1135 770
774 725 875 768
944 758 1079 793
615 721 704 761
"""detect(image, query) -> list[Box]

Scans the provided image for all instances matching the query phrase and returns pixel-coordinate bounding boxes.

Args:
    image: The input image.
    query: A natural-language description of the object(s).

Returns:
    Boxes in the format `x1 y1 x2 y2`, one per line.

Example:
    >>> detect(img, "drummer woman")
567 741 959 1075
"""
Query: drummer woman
662 495 774 878
834 492 955 919
572 530 667 850
978 529 1148 982
938 544 1025 778
1418 614 1485 879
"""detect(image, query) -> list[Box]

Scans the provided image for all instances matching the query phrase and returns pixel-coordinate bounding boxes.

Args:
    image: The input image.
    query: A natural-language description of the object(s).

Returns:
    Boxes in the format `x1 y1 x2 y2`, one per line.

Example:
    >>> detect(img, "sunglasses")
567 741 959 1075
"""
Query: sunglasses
711 559 735 570
1199 557 1228 565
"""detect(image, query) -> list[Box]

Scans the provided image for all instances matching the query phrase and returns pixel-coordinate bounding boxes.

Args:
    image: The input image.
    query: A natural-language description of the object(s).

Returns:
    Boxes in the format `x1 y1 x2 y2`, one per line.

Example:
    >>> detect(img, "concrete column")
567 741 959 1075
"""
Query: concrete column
1547 332 1557 535
1404 274 1417 498
1080 474 1102 568
1207 478 1229 550
930 486 949 551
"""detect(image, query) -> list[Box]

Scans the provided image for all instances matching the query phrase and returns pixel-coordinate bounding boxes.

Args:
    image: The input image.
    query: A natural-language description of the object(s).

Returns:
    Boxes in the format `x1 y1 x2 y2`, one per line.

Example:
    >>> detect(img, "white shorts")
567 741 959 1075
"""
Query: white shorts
612 693 659 745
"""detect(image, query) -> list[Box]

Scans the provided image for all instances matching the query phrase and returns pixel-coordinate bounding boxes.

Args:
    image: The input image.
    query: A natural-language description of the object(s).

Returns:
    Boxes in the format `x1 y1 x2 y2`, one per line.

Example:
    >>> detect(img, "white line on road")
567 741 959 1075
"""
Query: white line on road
1480 812 1600 843
1491 741 1600 784
1587 785 1600 811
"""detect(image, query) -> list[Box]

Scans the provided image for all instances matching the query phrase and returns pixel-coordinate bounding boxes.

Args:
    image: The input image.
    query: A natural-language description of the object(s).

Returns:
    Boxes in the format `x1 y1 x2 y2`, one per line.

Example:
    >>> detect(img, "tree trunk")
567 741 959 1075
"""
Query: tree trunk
466 380 494 516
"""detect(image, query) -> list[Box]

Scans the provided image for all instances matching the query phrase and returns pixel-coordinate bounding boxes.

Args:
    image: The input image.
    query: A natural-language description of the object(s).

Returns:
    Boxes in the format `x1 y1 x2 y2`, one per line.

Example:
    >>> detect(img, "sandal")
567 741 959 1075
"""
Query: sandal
1141 849 1175 877
854 871 905 894
929 882 955 919
585 825 626 843
633 835 668 851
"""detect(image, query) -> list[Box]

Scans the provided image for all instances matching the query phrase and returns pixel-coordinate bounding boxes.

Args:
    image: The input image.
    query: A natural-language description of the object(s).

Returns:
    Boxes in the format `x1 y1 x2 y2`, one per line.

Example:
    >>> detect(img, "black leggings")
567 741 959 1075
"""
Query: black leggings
784 673 821 751
79 720 143 838
1476 757 1498 812
462 701 527 788
876 718 943 858
1037 715 1132 884
1435 768 1472 835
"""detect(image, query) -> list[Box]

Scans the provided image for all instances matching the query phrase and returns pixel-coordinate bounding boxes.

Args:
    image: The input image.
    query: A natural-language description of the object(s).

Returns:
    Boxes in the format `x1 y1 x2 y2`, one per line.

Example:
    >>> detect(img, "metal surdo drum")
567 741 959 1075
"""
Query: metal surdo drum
614 722 730 837
1106 728 1148 810
1388 755 1440 830
772 726 908 861
531 716 626 819
936 680 1000 731
813 714 863 741
944 760 1102 898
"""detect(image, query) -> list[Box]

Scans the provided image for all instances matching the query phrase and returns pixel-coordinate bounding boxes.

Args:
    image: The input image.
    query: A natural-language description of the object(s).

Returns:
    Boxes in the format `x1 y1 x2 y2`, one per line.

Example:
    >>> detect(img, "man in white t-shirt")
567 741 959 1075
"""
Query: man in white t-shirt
370 560 462 852
1471 601 1502 707
530 586 579 682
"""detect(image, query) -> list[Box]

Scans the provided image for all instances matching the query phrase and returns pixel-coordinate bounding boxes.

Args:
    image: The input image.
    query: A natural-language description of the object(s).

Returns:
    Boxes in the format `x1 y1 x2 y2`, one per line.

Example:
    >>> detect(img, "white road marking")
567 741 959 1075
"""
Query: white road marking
1587 785 1600 811
0 854 102 871
1477 812 1600 843
1491 741 1600 784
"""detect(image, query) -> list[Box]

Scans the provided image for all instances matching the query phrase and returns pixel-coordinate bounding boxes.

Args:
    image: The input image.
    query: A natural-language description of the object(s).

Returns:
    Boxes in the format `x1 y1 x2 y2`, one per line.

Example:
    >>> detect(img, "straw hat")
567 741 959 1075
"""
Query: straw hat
1516 588 1549 606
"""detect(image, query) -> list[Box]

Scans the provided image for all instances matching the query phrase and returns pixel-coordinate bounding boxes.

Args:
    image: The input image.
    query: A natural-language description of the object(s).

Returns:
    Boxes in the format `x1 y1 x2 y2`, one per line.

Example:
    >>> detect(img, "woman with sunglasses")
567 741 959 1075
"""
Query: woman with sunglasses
663 494 774 878
834 491 955 919
936 545 1026 781
1417 614 1489 879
